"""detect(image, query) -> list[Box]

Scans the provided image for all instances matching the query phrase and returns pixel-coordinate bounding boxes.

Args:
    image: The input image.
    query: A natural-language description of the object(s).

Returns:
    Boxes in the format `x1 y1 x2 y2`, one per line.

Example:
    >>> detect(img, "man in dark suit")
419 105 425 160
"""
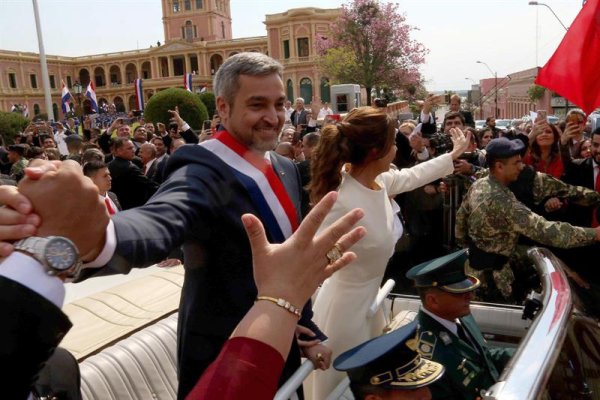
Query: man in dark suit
1 258 72 399
406 250 514 400
139 143 158 182
16 52 330 399
562 127 600 227
447 94 475 128
151 136 169 184
107 138 158 210
290 97 308 130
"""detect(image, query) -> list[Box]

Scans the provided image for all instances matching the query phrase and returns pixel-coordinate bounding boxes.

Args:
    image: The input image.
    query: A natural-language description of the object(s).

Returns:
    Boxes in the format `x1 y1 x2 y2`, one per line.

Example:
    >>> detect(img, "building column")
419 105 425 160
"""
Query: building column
152 57 158 79
120 64 126 85
168 56 174 77
185 54 191 75
104 66 110 87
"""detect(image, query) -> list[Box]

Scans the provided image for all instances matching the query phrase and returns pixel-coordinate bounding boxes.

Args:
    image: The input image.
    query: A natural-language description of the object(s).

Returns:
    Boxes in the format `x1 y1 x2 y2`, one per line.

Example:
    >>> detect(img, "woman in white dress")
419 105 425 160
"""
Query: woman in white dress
307 106 470 398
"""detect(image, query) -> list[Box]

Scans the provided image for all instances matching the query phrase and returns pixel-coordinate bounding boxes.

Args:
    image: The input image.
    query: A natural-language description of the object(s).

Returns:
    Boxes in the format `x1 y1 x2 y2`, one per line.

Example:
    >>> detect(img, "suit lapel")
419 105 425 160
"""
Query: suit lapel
418 312 482 363
461 315 500 380
269 152 301 221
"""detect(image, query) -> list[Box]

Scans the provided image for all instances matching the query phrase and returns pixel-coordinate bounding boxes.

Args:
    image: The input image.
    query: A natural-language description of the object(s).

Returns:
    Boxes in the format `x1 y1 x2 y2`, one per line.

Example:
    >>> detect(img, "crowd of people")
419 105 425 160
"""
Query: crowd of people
0 51 599 400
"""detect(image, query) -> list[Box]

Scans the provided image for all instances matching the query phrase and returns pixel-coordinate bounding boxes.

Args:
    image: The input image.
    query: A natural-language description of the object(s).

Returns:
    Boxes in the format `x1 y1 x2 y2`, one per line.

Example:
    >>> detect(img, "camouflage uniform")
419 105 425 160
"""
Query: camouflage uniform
456 176 597 300
9 158 29 182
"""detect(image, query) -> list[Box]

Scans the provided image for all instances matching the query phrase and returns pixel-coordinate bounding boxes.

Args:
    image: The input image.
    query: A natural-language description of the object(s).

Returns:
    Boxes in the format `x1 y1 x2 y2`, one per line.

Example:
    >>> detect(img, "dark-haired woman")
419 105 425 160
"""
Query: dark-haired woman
524 122 564 179
307 107 470 398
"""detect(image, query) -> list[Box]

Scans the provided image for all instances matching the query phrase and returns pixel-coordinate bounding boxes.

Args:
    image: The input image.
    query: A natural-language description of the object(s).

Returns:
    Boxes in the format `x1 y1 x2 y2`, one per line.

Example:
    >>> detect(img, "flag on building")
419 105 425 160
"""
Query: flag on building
535 0 600 115
85 81 98 113
184 73 193 92
134 79 144 111
61 80 73 114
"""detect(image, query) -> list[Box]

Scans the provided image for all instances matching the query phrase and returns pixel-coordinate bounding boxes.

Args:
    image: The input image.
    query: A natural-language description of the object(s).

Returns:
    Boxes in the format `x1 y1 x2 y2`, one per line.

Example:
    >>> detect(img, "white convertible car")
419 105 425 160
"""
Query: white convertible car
62 248 600 399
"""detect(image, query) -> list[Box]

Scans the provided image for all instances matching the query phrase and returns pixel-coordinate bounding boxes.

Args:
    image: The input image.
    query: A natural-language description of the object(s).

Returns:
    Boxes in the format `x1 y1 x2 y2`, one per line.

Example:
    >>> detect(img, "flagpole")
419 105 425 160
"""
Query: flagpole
32 0 54 121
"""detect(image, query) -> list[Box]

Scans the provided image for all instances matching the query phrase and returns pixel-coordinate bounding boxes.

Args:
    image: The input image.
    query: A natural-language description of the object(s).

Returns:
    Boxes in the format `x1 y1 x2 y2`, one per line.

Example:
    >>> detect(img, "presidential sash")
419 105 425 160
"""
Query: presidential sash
200 131 298 243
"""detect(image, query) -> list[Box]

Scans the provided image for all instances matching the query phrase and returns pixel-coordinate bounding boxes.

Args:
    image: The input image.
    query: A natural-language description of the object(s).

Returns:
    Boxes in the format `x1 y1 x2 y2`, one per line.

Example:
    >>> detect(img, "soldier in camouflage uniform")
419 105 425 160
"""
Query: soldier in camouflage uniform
7 144 29 183
456 138 600 301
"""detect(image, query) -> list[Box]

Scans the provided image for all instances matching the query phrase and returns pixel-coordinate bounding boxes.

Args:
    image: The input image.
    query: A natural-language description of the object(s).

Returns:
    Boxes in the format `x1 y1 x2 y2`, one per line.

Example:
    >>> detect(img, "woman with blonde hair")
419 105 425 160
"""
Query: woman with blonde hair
308 106 470 398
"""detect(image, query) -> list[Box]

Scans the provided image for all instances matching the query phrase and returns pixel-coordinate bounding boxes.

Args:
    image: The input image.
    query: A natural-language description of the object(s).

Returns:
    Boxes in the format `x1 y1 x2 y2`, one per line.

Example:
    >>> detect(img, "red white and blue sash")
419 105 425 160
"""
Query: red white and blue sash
200 131 298 242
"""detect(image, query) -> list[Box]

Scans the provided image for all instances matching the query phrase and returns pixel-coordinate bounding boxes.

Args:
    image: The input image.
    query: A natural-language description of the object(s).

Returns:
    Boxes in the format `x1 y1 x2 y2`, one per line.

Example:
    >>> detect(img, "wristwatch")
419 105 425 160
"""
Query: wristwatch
14 236 82 280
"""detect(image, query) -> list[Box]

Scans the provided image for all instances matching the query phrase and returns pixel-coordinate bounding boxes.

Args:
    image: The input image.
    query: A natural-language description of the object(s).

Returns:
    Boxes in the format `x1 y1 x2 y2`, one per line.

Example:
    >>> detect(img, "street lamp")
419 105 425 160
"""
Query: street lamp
476 61 498 118
528 1 569 31
73 81 83 121
73 81 83 109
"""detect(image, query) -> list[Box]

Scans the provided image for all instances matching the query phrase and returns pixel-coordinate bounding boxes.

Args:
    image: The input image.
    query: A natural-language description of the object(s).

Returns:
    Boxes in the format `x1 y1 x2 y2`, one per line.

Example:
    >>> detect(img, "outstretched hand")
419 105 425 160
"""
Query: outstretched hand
449 127 471 159
242 191 365 308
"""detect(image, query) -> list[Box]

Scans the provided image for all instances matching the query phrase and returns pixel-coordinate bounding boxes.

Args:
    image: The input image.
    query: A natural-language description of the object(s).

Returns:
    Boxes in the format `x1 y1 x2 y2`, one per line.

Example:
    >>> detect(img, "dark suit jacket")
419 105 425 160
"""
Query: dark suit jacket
108 157 158 210
154 155 169 184
0 276 72 399
104 145 324 398
107 191 122 212
562 149 596 227
290 109 308 127
417 311 513 400
144 159 158 182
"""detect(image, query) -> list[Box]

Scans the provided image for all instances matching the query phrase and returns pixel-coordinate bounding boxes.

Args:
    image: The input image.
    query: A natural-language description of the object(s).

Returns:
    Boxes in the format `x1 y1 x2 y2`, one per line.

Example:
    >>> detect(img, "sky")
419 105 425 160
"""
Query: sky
0 0 583 91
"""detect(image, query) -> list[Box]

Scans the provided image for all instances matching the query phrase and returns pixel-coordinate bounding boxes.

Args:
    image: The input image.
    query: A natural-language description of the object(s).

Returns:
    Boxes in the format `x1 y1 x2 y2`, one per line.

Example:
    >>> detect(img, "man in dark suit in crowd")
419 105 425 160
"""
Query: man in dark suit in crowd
139 143 158 182
14 52 330 399
151 136 169 184
83 160 122 215
447 94 475 128
107 138 158 210
290 97 308 130
562 127 600 227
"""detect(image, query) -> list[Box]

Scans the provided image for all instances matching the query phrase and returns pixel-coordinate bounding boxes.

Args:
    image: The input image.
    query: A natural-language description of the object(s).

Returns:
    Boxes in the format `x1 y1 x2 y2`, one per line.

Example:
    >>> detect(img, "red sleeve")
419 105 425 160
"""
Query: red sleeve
186 337 285 400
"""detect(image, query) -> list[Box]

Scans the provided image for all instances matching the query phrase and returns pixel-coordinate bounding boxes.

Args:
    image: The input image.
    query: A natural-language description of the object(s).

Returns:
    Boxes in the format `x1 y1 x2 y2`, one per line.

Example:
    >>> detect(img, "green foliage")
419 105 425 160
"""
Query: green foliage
144 88 208 130
33 113 48 121
198 91 216 118
528 85 546 102
0 112 30 144
317 47 361 86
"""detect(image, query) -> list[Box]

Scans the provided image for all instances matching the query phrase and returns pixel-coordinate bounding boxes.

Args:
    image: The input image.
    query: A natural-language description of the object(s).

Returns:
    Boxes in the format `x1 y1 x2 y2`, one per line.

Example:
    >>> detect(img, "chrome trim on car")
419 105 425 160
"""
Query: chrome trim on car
484 247 572 400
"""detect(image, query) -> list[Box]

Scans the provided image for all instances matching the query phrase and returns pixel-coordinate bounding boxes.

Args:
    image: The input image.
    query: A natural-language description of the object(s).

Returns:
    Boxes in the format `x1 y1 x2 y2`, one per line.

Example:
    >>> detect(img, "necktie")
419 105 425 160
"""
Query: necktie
456 322 474 349
105 197 116 216
592 166 600 227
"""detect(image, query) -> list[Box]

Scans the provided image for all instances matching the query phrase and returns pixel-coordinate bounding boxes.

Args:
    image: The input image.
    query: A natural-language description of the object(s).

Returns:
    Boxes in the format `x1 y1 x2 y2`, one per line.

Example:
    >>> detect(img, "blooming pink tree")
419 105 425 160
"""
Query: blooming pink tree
317 0 427 105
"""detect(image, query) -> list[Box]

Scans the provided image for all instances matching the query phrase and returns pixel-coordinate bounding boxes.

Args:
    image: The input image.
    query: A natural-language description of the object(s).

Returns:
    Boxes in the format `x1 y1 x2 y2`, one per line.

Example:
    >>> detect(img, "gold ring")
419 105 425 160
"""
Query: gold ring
326 243 343 265
316 352 324 362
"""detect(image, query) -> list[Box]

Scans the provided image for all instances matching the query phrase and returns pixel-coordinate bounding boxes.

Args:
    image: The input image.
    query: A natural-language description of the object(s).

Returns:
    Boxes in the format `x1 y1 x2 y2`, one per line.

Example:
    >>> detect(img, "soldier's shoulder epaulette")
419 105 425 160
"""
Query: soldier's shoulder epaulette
417 330 437 358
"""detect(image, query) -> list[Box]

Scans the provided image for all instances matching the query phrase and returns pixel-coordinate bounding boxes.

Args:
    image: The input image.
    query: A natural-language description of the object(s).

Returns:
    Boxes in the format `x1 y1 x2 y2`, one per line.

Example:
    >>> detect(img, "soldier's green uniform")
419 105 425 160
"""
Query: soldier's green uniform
456 175 597 298
9 158 28 182
406 250 515 400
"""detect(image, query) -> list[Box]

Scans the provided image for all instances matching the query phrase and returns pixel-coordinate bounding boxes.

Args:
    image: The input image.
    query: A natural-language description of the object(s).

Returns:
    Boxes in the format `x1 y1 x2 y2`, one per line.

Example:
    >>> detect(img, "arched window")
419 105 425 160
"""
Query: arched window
52 103 59 120
33 104 40 116
320 78 330 103
300 78 312 104
173 0 180 12
286 79 294 102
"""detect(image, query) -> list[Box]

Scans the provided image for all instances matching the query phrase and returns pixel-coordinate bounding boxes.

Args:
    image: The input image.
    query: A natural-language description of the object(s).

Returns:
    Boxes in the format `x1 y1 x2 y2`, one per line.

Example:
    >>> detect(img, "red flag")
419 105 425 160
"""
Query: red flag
535 0 600 115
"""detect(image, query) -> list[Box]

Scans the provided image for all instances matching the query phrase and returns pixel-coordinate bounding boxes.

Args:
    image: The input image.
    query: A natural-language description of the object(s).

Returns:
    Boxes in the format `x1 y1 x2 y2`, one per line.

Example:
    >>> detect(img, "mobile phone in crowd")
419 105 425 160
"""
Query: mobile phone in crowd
567 113 580 125
536 110 547 122
203 120 212 131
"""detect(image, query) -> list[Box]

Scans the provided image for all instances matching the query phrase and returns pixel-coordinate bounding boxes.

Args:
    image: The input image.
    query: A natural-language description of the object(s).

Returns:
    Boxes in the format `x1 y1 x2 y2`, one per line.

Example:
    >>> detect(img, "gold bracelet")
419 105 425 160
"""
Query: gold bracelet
256 296 301 318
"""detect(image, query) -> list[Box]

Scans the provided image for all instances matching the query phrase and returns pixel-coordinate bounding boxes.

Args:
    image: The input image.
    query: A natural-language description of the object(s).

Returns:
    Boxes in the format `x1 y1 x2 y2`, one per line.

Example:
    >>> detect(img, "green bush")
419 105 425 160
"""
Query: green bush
144 88 208 130
198 91 216 118
0 111 30 144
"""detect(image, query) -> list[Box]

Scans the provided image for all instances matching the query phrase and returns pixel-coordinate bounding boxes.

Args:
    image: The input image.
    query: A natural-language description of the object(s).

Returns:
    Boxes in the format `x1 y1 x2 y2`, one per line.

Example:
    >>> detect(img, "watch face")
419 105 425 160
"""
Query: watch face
44 238 77 271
